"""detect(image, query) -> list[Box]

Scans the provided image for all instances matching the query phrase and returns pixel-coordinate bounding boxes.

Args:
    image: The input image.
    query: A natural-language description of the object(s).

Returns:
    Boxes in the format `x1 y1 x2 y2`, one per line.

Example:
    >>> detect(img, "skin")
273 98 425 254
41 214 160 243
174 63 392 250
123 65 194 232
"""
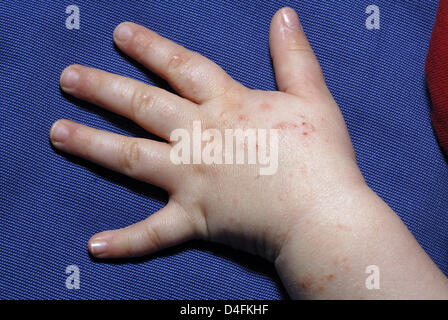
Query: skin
49 8 448 299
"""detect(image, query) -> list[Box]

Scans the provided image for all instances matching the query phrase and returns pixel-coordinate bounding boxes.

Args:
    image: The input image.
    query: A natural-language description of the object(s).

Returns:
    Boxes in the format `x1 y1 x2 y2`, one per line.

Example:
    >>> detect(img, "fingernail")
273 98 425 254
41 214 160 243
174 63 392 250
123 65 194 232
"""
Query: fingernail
60 67 79 88
50 121 69 143
89 239 108 257
115 23 133 42
281 8 302 31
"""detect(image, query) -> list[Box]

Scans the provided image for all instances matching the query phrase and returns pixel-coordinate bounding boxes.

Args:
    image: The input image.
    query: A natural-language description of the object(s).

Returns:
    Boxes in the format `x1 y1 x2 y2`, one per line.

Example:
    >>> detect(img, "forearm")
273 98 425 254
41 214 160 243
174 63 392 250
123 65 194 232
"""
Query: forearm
275 184 448 299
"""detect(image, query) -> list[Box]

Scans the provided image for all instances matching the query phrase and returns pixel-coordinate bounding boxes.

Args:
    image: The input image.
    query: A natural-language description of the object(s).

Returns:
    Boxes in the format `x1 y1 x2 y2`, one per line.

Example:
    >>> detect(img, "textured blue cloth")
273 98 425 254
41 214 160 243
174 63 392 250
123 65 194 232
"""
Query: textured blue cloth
1 0 446 299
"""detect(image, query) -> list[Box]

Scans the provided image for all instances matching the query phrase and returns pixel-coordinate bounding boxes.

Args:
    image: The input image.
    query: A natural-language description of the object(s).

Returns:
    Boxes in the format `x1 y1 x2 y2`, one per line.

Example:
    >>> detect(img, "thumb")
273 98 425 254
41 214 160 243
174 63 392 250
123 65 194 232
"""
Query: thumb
88 201 200 258
269 7 326 97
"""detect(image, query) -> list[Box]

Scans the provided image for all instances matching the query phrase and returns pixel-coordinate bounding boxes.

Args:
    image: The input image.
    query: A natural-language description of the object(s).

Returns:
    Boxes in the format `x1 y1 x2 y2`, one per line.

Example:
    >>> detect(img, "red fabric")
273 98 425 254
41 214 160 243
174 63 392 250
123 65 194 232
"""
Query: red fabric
426 0 448 155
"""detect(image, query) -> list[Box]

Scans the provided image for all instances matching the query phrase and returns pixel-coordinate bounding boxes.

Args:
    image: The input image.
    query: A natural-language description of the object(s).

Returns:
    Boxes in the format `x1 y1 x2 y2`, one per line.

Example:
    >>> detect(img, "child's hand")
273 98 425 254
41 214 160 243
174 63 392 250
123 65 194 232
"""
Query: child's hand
52 8 361 259
50 8 448 299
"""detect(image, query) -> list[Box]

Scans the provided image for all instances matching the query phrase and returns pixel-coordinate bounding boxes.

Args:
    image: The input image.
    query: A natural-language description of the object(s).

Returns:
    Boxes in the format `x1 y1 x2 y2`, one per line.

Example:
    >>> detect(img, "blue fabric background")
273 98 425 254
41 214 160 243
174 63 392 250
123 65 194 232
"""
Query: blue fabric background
1 0 446 299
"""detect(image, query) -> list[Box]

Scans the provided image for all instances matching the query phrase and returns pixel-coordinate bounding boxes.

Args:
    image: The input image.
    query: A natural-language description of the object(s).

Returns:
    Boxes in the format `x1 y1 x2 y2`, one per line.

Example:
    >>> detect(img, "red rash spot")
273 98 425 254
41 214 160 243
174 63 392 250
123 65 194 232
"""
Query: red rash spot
260 103 272 111
275 231 286 240
238 114 249 122
302 132 308 136
337 224 352 231
299 275 314 289
272 122 300 130
302 122 316 131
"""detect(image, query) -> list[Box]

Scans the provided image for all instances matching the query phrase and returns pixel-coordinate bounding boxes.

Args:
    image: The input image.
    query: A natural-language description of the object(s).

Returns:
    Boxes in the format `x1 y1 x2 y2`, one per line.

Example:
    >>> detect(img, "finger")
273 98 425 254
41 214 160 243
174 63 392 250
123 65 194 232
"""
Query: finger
88 201 204 258
50 119 176 191
269 7 327 97
60 64 198 140
113 22 245 104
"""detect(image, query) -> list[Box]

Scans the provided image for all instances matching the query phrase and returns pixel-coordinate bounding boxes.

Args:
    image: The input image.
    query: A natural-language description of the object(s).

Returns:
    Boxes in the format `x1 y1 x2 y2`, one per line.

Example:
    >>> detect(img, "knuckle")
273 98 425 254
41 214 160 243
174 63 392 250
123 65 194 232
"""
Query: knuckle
132 31 154 61
79 70 101 102
167 51 194 75
285 39 314 55
119 140 141 173
125 232 134 257
130 88 156 119
143 224 163 252
286 74 323 97
166 52 201 99
217 85 245 108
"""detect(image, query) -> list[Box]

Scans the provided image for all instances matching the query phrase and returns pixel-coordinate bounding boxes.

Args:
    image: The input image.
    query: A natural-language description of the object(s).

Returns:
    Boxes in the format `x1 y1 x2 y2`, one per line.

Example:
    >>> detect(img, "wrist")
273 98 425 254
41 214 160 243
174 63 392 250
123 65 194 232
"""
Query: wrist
274 182 448 299
273 179 373 294
274 182 383 298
